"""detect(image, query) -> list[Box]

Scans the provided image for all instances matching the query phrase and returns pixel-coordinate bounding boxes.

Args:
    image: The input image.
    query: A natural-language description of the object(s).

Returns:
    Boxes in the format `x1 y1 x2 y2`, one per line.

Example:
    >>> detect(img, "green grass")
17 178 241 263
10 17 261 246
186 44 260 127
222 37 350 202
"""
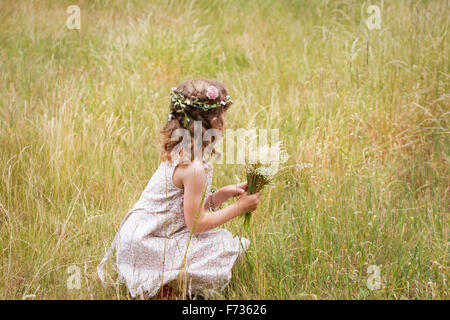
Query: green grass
0 0 448 299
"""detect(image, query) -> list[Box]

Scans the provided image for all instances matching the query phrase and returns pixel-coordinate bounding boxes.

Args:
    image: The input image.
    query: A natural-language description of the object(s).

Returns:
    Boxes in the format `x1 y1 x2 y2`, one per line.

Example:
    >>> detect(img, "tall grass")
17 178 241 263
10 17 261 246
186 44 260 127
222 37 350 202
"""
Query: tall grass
0 0 448 299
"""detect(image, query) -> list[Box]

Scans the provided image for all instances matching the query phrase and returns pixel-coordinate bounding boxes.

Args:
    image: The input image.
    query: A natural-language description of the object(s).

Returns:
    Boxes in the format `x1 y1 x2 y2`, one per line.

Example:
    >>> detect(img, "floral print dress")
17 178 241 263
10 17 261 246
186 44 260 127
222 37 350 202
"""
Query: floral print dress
97 160 249 298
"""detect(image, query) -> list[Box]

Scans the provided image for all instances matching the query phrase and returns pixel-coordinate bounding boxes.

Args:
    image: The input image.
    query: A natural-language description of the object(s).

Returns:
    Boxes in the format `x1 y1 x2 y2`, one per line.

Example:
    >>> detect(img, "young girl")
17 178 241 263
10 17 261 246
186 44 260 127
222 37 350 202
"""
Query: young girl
98 79 261 299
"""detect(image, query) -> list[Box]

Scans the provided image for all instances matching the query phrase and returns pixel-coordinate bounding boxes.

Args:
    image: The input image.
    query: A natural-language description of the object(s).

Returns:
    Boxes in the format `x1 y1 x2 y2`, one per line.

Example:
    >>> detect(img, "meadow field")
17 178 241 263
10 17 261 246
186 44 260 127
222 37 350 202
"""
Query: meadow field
0 0 448 299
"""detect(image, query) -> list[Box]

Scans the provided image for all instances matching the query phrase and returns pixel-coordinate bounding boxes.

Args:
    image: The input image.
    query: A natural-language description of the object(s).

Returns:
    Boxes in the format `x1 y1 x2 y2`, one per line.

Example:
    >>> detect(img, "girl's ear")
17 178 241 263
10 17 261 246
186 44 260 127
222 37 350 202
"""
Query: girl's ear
211 116 220 127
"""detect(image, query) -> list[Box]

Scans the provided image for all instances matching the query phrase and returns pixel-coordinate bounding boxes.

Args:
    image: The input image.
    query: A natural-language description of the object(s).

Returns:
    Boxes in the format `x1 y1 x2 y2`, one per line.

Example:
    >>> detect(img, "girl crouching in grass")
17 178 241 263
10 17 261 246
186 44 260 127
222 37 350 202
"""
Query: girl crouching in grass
98 79 261 299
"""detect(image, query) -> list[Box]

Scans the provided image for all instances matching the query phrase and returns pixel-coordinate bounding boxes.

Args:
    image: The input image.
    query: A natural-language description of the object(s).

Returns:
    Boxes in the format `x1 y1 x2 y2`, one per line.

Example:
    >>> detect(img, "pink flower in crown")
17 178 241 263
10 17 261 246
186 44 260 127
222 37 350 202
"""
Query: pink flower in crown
206 86 219 100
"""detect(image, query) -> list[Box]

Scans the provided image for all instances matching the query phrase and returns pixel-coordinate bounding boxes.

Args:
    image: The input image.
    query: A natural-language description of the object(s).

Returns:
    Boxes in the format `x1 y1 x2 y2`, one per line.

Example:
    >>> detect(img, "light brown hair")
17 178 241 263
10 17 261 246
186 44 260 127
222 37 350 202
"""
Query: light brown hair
160 79 232 163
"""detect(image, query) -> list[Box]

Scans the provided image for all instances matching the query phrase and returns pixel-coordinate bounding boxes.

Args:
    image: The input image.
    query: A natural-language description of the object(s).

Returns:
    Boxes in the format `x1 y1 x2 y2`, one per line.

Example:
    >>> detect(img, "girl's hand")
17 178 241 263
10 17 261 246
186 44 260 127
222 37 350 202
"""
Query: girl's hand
236 191 261 214
225 182 247 198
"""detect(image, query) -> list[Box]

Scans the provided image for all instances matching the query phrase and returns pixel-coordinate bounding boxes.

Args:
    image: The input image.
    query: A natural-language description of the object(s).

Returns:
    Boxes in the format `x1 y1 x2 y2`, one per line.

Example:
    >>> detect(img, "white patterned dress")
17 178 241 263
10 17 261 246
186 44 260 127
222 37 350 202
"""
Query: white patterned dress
97 160 250 298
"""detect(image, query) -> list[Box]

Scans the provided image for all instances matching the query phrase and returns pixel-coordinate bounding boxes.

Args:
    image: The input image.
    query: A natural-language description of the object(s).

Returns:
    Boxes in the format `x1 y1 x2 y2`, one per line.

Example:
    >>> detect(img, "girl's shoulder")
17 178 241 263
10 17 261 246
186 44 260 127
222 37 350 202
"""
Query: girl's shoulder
171 159 207 175
170 159 209 190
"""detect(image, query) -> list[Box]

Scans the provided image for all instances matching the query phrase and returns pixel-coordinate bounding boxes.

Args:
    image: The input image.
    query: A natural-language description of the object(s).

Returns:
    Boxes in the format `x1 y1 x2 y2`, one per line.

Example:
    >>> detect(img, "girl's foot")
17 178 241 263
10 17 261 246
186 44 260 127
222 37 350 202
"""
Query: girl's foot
160 285 174 300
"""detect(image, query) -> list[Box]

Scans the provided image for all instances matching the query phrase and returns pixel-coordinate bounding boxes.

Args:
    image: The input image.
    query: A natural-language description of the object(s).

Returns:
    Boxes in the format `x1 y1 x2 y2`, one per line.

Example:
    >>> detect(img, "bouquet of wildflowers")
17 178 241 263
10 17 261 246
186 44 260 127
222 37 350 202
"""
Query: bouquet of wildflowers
243 142 288 230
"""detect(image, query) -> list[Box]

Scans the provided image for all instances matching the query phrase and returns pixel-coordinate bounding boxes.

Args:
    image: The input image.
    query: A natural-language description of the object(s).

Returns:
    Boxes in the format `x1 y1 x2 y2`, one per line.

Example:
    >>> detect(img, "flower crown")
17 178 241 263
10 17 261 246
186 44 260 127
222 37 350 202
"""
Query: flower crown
168 86 232 128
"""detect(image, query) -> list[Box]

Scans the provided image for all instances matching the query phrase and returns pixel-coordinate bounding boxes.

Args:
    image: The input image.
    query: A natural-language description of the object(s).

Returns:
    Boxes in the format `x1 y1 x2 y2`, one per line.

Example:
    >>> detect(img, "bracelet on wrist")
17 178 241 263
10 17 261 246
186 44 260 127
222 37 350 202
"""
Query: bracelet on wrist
209 188 222 212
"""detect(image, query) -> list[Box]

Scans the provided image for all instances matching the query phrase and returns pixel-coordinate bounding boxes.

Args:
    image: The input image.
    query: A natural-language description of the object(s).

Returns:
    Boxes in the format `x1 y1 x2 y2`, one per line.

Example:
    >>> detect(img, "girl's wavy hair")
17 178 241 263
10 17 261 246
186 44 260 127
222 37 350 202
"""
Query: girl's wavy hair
160 79 232 163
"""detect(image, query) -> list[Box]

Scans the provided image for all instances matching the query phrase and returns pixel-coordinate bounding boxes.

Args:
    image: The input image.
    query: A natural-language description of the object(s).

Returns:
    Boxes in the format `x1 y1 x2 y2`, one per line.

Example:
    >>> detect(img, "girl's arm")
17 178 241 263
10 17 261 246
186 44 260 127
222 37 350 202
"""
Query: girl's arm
176 161 260 235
